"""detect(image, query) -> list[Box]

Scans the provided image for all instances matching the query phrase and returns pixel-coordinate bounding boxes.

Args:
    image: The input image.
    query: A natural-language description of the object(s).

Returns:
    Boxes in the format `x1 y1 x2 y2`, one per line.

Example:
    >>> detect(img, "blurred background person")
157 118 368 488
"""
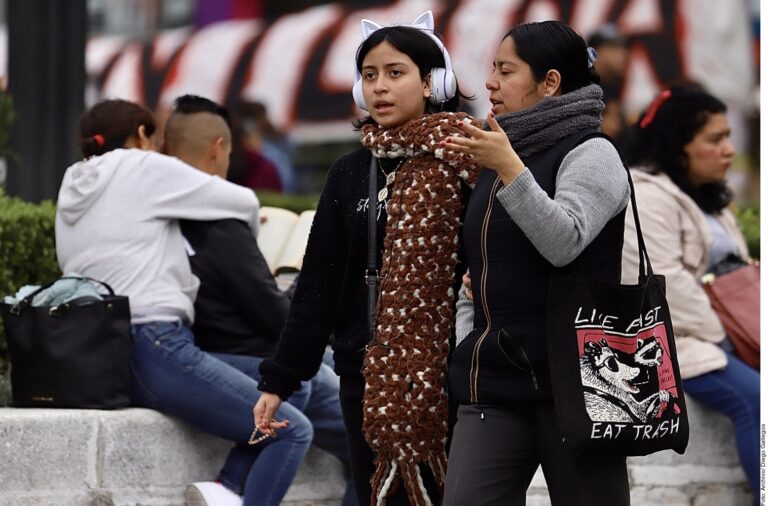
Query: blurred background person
587 24 628 102
229 101 297 193
587 24 630 146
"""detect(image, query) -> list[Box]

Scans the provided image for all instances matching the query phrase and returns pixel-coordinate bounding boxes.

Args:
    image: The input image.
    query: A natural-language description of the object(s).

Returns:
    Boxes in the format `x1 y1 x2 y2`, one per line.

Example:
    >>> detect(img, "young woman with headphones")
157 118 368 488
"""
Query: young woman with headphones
253 11 476 506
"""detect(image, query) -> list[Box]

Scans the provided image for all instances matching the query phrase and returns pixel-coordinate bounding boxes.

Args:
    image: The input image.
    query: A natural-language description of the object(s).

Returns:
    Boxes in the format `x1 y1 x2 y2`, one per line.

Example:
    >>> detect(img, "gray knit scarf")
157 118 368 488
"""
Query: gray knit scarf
490 83 604 159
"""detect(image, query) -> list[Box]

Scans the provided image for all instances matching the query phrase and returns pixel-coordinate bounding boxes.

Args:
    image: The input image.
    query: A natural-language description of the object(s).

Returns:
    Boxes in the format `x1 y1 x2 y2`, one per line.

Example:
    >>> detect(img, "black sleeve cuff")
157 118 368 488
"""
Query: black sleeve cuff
257 360 303 401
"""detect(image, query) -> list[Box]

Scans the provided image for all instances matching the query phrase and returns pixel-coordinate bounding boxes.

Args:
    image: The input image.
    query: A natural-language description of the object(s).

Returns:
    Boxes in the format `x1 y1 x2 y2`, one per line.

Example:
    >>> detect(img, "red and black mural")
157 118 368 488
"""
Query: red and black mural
84 0 754 139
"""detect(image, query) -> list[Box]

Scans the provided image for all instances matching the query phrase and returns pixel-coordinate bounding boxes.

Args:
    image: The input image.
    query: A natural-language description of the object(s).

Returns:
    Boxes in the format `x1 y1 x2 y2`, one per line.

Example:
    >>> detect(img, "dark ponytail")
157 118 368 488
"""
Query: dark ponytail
507 20 599 93
79 99 156 158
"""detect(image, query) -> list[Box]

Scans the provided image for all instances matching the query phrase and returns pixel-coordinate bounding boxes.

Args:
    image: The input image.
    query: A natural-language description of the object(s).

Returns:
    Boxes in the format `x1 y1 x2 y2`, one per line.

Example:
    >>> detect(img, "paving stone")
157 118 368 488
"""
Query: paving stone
0 409 99 492
630 486 692 506
282 445 346 502
692 487 753 506
631 464 747 487
0 490 106 506
529 466 546 488
525 493 553 506
99 409 228 489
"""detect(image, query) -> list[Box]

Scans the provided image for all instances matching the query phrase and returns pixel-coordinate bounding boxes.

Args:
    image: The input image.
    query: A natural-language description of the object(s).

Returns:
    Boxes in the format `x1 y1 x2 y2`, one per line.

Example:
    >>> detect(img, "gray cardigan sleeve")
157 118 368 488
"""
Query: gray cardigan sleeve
495 138 630 266
454 287 474 347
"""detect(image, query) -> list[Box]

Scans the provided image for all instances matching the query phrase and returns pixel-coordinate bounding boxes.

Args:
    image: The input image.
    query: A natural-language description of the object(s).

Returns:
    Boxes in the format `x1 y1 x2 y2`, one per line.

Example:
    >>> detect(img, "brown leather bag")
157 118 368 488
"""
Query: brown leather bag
702 262 760 369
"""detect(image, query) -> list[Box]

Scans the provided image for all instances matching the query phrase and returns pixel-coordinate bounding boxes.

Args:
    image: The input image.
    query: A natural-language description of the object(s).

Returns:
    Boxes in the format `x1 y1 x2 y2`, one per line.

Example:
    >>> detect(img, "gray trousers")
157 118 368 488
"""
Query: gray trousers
444 404 630 506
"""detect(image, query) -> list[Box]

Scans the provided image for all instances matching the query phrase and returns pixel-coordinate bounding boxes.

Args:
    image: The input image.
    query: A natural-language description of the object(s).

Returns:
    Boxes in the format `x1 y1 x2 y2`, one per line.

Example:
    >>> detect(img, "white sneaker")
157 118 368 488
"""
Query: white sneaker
185 481 243 506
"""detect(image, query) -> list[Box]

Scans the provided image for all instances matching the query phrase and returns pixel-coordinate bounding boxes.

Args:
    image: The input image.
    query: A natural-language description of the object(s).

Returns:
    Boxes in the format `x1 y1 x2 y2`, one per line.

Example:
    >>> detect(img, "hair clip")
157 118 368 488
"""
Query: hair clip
586 47 598 68
639 89 672 128
93 134 105 147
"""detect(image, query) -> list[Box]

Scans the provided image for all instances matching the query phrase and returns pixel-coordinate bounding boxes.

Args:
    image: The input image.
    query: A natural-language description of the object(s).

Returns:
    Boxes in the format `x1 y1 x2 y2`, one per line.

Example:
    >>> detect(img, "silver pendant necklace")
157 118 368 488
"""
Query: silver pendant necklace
378 159 405 202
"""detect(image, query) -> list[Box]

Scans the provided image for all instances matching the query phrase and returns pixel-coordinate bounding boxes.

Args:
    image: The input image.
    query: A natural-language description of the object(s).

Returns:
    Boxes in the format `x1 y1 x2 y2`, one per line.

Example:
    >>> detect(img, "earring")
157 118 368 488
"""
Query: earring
544 90 551 97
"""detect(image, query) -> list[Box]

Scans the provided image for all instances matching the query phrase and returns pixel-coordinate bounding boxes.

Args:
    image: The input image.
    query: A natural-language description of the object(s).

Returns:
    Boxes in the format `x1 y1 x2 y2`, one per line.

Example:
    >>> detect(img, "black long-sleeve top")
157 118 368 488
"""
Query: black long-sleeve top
259 147 469 399
258 148 389 399
181 218 290 357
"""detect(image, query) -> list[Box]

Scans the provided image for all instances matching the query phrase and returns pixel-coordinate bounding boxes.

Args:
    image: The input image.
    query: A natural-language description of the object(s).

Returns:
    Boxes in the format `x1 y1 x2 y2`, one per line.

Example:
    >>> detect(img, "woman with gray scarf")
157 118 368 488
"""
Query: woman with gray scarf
441 21 631 505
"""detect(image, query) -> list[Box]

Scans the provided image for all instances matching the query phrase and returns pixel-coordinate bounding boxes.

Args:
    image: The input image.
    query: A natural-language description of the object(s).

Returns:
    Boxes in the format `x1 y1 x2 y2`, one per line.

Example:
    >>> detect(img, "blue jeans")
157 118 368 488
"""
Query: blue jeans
683 353 760 501
213 348 357 506
130 322 313 506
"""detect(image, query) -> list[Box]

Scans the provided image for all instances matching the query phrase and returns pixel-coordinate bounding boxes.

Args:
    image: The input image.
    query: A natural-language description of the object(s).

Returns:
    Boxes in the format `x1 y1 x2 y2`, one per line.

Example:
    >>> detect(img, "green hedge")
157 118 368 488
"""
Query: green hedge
0 190 61 404
734 205 760 259
255 190 319 214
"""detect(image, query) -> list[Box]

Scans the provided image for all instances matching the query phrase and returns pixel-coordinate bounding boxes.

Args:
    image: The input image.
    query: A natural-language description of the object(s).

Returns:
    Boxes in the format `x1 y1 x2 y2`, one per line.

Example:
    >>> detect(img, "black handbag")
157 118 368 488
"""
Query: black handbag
0 277 131 409
547 153 689 456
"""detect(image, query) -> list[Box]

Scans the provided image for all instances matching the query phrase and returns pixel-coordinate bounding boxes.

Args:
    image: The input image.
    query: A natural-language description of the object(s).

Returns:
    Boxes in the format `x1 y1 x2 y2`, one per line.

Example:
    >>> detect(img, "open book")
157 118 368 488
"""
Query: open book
256 206 316 276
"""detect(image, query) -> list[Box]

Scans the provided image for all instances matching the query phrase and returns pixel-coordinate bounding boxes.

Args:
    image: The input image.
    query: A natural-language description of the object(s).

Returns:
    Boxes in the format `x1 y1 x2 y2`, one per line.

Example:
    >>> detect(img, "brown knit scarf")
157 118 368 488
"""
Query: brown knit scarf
361 112 481 506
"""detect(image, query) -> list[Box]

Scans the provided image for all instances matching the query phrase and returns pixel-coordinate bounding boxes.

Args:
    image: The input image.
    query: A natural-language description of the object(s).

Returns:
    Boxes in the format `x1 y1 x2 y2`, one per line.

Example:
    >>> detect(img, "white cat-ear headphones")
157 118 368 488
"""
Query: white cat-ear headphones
352 10 458 111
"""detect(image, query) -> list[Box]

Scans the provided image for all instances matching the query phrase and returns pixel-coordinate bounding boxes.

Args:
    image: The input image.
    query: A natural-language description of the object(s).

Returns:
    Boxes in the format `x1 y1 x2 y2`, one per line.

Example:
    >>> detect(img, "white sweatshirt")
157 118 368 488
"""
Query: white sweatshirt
56 149 260 324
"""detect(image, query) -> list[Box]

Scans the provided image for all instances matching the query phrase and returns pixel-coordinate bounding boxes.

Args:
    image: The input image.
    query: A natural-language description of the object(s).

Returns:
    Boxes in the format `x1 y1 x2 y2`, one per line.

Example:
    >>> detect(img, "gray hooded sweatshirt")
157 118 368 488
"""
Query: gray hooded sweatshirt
56 148 260 324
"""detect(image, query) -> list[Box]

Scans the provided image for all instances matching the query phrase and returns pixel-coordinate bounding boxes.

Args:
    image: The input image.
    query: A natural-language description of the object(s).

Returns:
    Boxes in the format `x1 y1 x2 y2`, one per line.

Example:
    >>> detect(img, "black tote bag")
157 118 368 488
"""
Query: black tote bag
547 164 689 456
1 277 131 409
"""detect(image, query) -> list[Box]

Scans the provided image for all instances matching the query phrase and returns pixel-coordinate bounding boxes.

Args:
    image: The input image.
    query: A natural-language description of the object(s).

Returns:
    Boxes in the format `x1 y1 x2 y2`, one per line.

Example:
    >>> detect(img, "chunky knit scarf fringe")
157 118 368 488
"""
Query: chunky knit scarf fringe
361 112 480 506
491 83 604 159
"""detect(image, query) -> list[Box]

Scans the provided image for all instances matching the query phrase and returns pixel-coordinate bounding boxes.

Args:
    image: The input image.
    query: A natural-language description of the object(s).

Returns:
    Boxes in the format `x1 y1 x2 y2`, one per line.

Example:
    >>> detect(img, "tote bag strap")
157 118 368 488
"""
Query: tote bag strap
9 276 116 315
624 161 654 281
563 131 655 283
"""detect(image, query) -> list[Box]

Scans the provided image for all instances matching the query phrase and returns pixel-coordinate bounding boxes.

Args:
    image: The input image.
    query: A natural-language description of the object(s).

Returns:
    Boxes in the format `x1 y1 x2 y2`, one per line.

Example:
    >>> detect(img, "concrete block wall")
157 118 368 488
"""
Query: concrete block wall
0 397 752 506
0 409 346 506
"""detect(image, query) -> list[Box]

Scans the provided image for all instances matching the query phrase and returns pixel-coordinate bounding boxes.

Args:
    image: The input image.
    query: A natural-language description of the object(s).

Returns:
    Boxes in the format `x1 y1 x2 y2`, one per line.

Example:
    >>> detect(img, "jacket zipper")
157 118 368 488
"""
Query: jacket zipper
470 175 501 403
500 328 539 391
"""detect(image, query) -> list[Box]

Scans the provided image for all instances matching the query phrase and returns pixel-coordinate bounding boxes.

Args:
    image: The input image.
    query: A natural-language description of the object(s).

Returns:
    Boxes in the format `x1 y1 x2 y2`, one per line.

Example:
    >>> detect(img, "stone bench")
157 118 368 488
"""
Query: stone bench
0 397 751 506
0 408 346 506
